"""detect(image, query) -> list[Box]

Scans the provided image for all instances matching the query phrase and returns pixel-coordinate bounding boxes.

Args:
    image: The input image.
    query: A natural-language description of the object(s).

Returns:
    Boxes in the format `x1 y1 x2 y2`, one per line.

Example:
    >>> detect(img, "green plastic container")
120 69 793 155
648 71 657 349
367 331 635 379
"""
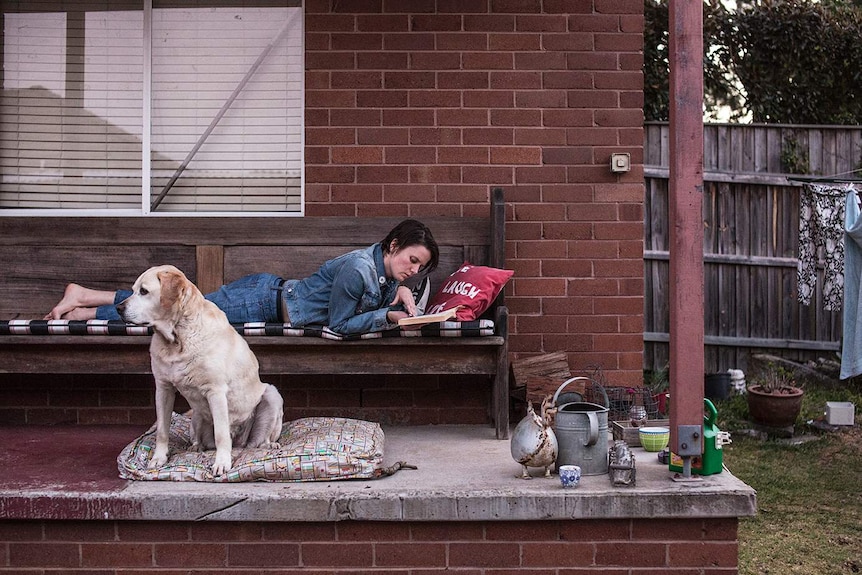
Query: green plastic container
669 398 726 476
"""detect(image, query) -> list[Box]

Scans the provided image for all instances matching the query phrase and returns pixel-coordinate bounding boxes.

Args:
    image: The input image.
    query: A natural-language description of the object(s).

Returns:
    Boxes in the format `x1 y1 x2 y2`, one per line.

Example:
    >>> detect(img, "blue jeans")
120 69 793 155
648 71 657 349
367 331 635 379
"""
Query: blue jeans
96 273 283 324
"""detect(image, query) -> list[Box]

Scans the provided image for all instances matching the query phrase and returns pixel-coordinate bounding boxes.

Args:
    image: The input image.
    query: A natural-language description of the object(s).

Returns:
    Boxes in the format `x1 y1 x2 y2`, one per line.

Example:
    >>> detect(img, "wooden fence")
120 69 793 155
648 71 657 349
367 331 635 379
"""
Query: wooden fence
644 122 862 374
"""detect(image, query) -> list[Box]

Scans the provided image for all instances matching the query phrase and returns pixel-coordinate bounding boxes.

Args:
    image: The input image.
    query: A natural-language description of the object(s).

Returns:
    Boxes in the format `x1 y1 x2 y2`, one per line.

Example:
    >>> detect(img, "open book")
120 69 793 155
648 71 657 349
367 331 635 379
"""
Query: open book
397 306 461 327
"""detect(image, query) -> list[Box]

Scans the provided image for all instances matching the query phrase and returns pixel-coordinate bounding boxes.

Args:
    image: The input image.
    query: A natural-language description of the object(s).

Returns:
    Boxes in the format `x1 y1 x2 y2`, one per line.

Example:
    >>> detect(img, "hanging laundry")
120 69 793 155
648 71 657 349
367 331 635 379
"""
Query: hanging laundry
797 183 851 311
841 188 862 379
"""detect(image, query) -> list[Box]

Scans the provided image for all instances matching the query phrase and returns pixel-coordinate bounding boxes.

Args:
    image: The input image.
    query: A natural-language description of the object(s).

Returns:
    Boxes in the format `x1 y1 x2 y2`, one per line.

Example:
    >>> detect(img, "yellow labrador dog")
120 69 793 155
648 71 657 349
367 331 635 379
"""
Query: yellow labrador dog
117 265 284 475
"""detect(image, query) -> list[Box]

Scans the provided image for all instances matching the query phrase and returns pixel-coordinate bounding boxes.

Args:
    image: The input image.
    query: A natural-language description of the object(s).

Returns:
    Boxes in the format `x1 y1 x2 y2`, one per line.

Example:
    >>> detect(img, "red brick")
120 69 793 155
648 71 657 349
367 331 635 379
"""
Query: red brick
464 14 515 32
384 109 435 126
411 127 462 145
331 185 384 203
358 127 409 145
410 89 461 107
82 543 152 567
438 71 490 89
410 522 485 541
484 521 560 543
522 542 594 567
464 52 514 70
386 31 436 50
492 147 541 164
595 542 667 567
307 89 357 107
409 166 462 183
155 543 226 567
386 146 436 164
375 542 447 566
302 543 374 566
512 278 567 296
332 32 383 50
191 523 263 542
542 33 593 51
568 13 622 31
489 71 542 89
357 14 409 32
668 541 739 568
228 543 300 567
356 165 409 183
332 146 383 164
411 51 462 70
449 542 521 568
494 0 542 13
305 14 355 32
516 14 568 32
264 523 337 542
411 14 463 31
337 522 410 542
436 32 488 50
0 521 44 541
384 184 437 202
331 108 383 126
465 90 516 108
357 90 408 107
516 90 567 108
385 71 436 89
357 52 408 70
10 543 80 568
438 146 490 165
306 51 356 70
438 109 491 127
515 128 568 146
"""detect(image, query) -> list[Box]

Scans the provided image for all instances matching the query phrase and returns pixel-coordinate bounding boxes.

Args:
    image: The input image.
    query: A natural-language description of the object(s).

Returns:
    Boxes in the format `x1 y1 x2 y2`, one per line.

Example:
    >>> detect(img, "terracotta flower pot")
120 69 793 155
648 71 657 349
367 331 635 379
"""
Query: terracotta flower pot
746 384 804 428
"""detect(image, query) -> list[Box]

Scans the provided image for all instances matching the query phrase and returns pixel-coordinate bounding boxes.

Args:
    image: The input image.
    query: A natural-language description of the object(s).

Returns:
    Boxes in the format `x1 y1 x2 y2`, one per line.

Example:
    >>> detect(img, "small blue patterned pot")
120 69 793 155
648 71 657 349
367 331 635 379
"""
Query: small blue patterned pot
558 464 581 488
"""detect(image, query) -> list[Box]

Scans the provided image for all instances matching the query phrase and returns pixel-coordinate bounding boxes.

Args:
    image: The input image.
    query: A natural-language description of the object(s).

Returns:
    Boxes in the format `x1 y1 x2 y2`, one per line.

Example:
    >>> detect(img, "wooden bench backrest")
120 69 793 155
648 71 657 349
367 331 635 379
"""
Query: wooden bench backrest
0 189 505 320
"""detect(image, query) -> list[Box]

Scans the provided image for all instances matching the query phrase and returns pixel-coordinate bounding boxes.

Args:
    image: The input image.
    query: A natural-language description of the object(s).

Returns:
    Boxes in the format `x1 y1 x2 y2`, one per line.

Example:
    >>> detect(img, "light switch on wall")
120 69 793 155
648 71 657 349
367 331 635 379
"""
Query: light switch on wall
610 152 631 173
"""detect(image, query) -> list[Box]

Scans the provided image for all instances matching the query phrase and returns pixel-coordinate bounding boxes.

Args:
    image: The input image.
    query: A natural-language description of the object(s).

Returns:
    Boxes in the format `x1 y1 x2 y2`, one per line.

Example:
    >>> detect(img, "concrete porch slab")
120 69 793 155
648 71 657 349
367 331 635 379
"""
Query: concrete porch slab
0 424 756 522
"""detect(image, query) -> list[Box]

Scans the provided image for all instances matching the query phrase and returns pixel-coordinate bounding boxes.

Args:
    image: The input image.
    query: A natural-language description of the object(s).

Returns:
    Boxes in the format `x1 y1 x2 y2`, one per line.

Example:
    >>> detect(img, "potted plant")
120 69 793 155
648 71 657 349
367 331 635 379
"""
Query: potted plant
746 364 804 429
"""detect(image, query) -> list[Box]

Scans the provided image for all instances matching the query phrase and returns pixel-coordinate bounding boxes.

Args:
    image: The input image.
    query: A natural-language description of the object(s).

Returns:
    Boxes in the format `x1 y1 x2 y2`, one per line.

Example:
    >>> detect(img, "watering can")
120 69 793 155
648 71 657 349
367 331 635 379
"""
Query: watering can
669 398 732 476
552 377 609 476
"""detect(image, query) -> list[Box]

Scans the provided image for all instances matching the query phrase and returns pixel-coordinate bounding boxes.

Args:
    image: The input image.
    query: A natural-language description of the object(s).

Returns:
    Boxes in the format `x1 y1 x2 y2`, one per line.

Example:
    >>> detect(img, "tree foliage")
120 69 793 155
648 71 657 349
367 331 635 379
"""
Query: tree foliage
644 0 862 124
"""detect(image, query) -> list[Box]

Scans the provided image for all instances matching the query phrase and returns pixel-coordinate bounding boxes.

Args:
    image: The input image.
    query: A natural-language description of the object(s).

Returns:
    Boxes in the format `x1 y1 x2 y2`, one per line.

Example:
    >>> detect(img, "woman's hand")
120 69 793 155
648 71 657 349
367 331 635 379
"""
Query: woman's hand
389 285 418 317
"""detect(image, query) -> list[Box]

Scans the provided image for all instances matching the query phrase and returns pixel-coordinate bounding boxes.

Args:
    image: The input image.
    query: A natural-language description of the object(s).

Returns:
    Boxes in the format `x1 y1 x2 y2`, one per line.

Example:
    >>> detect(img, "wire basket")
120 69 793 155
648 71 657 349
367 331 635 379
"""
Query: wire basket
604 386 662 422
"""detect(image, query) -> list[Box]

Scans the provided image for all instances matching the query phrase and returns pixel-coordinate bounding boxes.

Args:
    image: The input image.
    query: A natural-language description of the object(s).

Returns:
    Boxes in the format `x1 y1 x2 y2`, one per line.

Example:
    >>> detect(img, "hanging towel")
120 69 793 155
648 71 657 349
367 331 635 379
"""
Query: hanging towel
841 188 862 379
797 183 849 311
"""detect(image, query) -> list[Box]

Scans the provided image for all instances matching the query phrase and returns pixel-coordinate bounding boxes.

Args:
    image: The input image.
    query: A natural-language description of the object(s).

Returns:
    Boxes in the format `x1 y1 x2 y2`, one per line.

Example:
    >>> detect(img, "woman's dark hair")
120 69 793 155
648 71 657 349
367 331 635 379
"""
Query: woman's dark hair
381 219 439 272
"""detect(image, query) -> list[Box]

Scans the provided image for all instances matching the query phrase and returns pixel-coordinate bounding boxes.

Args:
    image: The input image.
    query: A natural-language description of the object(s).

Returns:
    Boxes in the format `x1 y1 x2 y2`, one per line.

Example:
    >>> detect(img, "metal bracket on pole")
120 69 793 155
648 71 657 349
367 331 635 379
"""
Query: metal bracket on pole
671 424 703 482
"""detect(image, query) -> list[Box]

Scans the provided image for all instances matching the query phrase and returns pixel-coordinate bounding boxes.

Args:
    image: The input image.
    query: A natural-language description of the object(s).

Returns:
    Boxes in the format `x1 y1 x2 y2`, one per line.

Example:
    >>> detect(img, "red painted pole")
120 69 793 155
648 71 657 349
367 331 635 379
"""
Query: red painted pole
668 0 705 474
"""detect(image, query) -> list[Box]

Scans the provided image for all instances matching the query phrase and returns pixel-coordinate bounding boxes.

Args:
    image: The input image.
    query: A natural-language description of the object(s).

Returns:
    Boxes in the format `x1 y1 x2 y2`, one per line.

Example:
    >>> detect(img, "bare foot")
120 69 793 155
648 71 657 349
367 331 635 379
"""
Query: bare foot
44 283 108 320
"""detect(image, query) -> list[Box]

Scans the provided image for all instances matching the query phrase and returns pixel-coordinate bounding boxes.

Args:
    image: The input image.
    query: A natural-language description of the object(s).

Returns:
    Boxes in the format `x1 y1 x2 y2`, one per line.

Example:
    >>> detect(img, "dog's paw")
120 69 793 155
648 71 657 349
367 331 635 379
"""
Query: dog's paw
261 441 281 450
149 450 169 470
189 441 204 453
212 451 232 476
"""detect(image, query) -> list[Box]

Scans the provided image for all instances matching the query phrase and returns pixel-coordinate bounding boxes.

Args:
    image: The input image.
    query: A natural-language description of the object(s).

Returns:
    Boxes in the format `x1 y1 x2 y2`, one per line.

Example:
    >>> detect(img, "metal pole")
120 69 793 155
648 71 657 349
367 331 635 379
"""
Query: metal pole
668 0 705 478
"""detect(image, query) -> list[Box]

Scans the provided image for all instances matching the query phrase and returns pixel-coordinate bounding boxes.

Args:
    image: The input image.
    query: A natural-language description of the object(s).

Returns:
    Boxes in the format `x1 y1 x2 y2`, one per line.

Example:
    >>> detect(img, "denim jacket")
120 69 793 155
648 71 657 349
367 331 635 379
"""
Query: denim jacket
282 243 401 335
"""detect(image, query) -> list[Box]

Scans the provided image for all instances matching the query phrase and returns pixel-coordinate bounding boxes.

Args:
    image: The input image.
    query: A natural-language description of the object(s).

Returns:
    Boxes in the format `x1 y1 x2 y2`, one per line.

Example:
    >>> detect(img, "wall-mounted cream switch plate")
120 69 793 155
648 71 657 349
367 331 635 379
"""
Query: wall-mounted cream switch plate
610 152 631 173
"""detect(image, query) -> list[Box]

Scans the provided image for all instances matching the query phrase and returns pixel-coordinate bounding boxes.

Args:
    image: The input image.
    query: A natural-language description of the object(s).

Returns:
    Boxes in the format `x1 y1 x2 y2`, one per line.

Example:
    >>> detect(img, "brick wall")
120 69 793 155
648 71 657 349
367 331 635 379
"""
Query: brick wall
304 1 646 387
0 518 739 573
0 373 489 427
0 0 646 420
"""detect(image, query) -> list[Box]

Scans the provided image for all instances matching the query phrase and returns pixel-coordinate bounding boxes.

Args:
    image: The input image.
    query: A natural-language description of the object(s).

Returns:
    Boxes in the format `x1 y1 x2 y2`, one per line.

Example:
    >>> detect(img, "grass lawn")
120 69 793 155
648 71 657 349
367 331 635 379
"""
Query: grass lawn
714 380 862 575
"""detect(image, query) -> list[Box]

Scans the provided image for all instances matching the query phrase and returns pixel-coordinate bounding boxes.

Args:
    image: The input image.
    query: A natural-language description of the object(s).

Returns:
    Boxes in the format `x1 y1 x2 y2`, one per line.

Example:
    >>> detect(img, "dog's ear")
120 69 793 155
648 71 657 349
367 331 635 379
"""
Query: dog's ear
158 270 186 312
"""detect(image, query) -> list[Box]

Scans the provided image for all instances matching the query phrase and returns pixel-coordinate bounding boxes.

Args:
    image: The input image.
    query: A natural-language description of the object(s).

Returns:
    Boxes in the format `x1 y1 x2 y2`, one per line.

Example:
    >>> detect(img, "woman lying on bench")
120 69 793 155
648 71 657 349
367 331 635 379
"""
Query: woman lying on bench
45 219 439 336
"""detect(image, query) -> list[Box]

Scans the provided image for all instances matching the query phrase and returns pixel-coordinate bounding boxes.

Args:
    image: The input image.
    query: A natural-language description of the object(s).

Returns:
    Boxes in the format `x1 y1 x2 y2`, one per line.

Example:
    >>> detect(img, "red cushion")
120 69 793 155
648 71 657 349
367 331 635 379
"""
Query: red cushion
426 262 513 320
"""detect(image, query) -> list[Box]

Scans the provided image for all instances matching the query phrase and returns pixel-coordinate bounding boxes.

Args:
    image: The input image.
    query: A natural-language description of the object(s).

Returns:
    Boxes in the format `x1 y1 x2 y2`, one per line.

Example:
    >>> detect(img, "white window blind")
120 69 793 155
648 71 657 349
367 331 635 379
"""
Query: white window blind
0 1 303 215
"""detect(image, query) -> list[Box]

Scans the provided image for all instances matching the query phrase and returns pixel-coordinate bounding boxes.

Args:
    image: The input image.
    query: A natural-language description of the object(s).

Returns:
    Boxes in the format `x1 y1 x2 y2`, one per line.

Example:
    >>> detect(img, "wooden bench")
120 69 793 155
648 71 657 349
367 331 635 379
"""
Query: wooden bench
0 189 510 438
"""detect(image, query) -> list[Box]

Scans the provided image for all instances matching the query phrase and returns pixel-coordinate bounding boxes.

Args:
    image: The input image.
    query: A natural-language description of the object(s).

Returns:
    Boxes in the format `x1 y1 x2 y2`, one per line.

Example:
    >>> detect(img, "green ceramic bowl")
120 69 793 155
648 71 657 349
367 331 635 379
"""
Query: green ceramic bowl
639 426 670 452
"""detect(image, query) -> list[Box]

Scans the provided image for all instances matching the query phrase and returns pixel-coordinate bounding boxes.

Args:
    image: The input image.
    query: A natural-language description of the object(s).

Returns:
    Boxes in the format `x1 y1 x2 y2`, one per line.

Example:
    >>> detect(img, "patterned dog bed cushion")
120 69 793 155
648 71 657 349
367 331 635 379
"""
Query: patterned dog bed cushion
117 413 386 482
0 319 495 338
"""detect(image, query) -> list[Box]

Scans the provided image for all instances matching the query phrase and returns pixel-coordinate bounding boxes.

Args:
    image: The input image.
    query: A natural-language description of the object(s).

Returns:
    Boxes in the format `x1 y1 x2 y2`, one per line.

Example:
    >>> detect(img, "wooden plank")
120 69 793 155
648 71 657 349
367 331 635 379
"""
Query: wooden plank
196 245 224 295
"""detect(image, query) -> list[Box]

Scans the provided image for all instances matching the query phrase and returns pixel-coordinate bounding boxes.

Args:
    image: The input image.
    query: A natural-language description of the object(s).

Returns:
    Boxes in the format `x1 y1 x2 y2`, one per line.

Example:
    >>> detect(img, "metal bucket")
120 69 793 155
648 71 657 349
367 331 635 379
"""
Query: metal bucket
553 378 609 476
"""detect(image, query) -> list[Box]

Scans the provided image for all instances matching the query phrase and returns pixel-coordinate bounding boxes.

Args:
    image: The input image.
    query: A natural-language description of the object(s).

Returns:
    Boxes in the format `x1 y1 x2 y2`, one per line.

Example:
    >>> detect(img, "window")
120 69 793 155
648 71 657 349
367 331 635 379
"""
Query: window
0 1 303 215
